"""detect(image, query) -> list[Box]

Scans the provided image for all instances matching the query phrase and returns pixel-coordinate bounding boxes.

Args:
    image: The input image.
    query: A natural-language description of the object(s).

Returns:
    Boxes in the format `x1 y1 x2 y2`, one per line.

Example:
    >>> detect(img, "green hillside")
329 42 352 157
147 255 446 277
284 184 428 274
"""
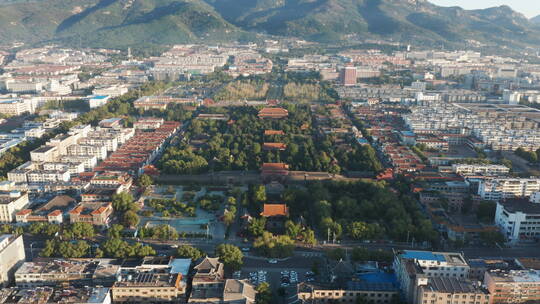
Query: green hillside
0 0 244 48
0 0 539 49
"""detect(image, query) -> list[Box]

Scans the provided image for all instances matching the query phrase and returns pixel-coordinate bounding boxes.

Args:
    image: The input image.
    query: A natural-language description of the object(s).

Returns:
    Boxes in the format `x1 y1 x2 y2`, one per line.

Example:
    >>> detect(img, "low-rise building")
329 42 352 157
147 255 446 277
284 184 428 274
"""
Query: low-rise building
0 286 111 304
394 250 470 303
69 202 113 226
15 195 75 224
417 277 491 304
296 281 399 304
484 269 540 303
452 164 510 176
189 257 225 302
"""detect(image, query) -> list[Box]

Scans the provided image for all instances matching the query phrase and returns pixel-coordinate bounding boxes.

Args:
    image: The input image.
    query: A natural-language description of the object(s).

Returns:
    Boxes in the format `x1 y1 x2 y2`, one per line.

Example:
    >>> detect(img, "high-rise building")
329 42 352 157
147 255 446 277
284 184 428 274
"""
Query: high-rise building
340 66 357 86
0 234 25 287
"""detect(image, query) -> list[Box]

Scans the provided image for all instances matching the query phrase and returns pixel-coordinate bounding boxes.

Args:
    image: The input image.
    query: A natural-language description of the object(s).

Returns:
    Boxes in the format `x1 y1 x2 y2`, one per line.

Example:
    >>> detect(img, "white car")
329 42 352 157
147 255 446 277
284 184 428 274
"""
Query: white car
268 259 278 264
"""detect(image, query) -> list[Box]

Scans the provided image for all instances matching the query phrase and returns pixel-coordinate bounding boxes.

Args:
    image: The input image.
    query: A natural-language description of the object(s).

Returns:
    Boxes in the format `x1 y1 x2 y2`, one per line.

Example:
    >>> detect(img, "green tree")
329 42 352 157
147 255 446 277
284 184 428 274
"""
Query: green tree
64 222 95 239
248 217 267 237
123 210 140 228
216 244 243 271
285 220 302 240
138 174 153 187
112 192 137 212
176 245 205 261
107 224 124 239
255 282 272 304
252 185 267 203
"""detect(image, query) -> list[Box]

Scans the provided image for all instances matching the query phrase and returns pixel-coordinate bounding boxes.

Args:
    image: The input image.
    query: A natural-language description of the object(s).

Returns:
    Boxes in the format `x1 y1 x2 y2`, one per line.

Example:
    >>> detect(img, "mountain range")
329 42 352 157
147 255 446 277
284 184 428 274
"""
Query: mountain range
0 0 539 49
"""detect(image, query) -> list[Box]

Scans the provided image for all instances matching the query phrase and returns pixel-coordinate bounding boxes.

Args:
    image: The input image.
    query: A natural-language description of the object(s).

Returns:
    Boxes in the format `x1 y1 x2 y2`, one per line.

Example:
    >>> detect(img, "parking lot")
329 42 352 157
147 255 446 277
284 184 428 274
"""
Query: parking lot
237 255 325 290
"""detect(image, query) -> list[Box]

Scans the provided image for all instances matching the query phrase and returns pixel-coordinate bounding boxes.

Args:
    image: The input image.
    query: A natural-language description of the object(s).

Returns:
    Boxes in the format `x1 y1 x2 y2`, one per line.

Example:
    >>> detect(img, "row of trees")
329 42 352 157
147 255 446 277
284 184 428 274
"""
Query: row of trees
214 80 269 101
515 147 540 163
283 181 438 244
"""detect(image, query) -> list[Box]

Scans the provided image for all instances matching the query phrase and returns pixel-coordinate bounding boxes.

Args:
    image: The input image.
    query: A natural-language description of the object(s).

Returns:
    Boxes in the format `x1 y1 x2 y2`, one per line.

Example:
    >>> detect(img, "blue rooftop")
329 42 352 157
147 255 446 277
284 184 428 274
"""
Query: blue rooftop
401 250 445 262
0 99 20 104
89 95 109 100
169 258 191 276
358 272 398 285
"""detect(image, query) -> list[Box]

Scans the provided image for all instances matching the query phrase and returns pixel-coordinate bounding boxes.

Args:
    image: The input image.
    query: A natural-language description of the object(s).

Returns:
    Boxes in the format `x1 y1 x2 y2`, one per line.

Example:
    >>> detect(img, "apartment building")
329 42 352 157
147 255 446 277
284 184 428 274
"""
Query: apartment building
495 197 540 244
478 178 540 201
90 172 132 192
394 250 470 303
26 170 70 183
0 99 32 116
30 146 58 162
0 192 29 223
417 277 491 304
296 281 399 304
67 144 108 160
452 164 510 176
0 234 25 287
484 269 540 303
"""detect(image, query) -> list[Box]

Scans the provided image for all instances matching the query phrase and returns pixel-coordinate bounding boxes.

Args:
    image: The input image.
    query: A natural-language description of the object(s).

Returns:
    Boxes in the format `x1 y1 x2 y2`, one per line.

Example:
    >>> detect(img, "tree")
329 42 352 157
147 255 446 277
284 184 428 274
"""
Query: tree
112 192 137 212
176 245 205 261
123 210 140 228
138 174 153 187
248 217 267 237
252 185 267 203
477 201 496 223
253 232 295 258
107 224 124 239
255 282 272 304
216 244 243 271
480 231 506 247
285 220 302 240
64 222 95 239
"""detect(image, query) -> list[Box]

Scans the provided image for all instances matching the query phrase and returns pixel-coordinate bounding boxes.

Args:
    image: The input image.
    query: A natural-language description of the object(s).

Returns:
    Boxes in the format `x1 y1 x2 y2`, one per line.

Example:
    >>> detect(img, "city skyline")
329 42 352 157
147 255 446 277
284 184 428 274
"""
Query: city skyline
431 0 540 18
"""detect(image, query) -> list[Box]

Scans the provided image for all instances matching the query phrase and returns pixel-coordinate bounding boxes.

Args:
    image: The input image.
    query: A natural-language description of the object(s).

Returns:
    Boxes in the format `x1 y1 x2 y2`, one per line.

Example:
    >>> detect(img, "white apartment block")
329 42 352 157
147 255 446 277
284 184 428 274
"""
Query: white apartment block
66 144 107 160
0 99 32 116
0 192 29 223
0 234 25 287
479 178 540 201
79 137 118 152
30 146 58 162
495 197 540 244
6 81 44 93
42 162 85 175
27 170 70 184
452 164 510 176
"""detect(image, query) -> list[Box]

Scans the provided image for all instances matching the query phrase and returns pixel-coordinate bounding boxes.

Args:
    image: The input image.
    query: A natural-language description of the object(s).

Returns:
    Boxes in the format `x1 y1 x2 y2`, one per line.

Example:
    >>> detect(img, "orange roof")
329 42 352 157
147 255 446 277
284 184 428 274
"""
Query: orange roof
91 206 108 215
69 206 84 215
261 163 289 171
16 209 32 216
263 142 287 150
258 107 288 118
48 210 62 217
261 204 289 217
264 130 285 136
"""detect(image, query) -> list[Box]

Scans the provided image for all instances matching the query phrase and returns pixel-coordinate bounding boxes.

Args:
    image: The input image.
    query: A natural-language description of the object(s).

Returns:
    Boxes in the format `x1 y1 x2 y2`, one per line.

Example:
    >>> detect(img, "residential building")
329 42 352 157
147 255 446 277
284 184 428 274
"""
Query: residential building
0 234 25 287
340 66 357 86
0 99 32 116
296 281 399 304
495 197 540 244
87 95 110 108
30 146 58 162
479 177 540 201
0 192 29 223
416 277 491 304
452 164 510 176
484 269 540 303
394 250 470 303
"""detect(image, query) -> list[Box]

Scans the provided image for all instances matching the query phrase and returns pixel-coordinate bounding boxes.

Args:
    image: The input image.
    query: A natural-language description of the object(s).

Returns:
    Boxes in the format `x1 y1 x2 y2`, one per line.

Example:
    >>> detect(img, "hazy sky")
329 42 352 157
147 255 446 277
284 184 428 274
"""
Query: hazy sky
430 0 540 18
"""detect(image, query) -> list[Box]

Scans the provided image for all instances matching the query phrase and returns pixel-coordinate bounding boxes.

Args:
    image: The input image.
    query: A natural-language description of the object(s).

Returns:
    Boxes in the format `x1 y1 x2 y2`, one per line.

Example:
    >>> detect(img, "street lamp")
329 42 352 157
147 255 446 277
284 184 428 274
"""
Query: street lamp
30 242 37 260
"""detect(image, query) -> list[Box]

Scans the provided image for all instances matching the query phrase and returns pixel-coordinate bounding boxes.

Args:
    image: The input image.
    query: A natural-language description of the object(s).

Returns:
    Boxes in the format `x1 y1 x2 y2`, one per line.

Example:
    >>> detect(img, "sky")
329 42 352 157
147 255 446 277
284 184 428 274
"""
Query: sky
430 0 540 18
